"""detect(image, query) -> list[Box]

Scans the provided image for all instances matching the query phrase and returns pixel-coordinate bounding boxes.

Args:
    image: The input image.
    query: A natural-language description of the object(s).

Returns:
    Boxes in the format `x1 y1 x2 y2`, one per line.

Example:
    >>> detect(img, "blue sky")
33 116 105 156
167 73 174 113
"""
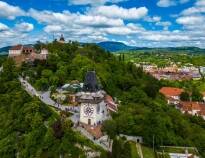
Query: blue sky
0 0 205 48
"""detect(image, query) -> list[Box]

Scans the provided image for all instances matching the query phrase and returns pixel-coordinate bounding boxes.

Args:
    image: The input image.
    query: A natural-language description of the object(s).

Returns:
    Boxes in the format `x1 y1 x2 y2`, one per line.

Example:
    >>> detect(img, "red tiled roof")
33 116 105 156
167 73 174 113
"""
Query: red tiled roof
200 104 205 111
197 110 205 116
105 95 118 112
179 101 203 111
82 124 103 139
10 45 23 50
159 87 184 97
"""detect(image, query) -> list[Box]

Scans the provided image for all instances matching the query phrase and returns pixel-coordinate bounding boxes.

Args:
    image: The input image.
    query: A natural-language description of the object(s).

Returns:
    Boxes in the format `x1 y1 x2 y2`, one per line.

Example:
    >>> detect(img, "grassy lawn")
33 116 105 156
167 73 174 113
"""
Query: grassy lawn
159 146 198 155
142 146 156 158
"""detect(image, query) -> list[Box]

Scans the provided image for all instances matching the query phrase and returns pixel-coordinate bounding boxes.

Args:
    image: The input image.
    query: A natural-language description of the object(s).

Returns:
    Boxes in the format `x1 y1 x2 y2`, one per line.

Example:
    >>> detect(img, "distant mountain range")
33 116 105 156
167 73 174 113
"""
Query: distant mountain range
0 46 11 55
97 41 205 53
96 41 134 52
1 41 205 55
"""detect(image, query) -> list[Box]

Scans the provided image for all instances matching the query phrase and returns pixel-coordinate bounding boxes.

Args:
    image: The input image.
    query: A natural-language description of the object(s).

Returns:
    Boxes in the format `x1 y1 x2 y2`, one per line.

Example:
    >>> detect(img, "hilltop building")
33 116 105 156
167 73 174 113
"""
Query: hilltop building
76 71 118 125
75 71 118 138
58 34 65 43
8 45 48 65
77 71 109 126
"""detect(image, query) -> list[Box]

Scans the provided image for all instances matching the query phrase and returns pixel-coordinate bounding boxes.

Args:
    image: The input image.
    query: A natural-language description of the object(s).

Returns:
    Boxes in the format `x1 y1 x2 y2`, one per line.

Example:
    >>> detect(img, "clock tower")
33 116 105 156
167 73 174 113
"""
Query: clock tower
76 71 108 126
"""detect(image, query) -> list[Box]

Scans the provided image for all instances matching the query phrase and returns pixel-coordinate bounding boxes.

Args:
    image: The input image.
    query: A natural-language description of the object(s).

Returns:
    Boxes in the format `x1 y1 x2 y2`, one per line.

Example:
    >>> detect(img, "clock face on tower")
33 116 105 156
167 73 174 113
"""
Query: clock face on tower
83 104 94 116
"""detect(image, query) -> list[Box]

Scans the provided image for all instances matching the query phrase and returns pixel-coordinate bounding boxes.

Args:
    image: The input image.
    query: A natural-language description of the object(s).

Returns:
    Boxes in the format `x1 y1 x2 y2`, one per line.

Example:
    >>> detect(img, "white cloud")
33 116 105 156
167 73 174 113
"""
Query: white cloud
180 0 190 4
181 0 205 16
76 15 124 27
144 16 171 30
144 16 161 22
196 0 205 6
68 0 127 6
140 34 189 42
0 29 26 47
28 9 73 24
15 22 34 32
44 25 62 32
157 0 189 7
177 0 205 31
139 30 190 42
177 16 204 25
0 23 9 31
157 0 176 7
102 26 138 35
156 21 171 30
181 6 205 15
29 8 123 27
0 1 25 19
89 5 148 20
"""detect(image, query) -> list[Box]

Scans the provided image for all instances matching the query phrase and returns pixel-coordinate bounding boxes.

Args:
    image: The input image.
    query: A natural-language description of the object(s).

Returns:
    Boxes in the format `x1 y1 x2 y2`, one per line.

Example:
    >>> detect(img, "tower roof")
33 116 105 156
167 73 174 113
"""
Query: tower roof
10 45 23 50
83 71 99 92
59 34 65 41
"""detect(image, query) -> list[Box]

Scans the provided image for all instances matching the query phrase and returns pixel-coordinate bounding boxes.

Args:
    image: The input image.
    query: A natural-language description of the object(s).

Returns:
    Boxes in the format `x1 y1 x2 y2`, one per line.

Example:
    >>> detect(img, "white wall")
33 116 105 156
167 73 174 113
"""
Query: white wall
9 50 22 56
80 101 108 126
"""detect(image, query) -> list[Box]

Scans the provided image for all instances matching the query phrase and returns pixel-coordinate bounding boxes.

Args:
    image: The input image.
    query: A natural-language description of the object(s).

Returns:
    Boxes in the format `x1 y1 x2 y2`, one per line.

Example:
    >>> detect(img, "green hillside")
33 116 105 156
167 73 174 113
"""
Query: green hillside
0 59 105 157
0 41 205 157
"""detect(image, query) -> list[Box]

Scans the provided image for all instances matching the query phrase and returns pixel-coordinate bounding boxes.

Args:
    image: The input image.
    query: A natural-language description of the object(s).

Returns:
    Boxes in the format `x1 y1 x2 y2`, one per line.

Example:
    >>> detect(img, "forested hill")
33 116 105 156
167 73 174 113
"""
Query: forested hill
0 41 205 157
0 58 104 157
97 41 134 52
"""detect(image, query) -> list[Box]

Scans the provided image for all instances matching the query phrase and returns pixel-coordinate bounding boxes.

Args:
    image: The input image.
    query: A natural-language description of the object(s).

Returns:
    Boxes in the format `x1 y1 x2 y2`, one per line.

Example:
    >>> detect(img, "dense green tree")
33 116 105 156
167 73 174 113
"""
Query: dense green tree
35 78 49 91
191 89 203 101
1 58 17 81
42 69 53 78
144 83 159 98
102 120 117 139
180 92 190 101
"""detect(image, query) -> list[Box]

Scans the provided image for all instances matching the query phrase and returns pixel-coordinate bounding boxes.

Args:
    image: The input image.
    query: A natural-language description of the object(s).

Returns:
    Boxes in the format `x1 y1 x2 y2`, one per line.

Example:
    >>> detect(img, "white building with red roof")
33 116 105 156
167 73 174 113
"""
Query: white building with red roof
105 95 118 112
178 101 205 119
160 87 205 119
178 101 201 115
159 87 184 105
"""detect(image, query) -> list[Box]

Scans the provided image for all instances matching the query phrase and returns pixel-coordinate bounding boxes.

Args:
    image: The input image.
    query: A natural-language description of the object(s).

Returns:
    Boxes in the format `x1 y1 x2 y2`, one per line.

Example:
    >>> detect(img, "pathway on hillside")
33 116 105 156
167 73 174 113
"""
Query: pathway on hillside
136 143 144 158
73 126 111 151
19 77 79 114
